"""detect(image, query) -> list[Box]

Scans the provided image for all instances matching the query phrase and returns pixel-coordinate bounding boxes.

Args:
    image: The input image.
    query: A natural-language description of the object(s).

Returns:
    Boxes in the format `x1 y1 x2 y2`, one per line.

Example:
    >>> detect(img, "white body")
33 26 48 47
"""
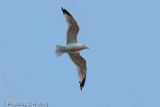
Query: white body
56 44 86 56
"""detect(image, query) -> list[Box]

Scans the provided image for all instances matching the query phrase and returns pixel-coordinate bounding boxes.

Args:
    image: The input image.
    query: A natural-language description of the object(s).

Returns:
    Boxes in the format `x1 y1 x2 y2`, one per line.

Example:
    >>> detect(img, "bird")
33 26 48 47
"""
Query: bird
55 7 89 90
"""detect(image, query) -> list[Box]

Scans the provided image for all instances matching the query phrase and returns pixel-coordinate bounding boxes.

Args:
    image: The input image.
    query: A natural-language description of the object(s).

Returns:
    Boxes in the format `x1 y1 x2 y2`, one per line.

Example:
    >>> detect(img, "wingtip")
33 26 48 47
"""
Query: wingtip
79 76 86 91
61 7 64 12
80 87 83 91
61 7 72 17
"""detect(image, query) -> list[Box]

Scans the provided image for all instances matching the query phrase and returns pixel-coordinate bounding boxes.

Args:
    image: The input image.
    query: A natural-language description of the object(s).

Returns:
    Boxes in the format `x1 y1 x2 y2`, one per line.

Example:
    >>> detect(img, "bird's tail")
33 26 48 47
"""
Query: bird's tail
55 45 65 57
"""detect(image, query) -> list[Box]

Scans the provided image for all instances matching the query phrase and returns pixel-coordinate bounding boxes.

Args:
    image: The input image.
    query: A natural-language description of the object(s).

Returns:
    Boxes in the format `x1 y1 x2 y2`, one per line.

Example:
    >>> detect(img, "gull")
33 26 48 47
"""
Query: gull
55 7 89 90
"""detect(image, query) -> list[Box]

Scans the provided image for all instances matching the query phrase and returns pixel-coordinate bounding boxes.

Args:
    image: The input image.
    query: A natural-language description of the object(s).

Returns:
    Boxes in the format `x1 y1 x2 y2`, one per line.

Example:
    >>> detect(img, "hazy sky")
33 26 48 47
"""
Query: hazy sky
0 0 160 107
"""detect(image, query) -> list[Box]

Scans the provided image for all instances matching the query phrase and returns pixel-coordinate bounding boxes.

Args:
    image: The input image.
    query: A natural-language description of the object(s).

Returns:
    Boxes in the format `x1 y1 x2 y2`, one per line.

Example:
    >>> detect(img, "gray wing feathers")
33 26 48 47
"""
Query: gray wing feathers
66 24 79 44
61 8 79 44
68 52 87 90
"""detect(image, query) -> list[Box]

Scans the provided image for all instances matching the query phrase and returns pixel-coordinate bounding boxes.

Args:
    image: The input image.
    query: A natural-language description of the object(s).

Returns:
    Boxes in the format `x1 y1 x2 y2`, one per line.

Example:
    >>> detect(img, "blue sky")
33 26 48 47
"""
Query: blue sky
0 0 160 107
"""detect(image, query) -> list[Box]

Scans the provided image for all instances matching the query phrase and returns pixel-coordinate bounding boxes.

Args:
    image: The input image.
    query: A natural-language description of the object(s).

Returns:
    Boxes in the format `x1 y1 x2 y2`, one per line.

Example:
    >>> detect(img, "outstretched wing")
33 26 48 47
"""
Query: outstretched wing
61 7 79 45
68 52 87 90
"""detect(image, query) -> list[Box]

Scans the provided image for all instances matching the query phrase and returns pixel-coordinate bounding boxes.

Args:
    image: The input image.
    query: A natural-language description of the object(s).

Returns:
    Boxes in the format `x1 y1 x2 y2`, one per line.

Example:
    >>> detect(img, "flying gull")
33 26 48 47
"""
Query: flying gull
55 7 89 90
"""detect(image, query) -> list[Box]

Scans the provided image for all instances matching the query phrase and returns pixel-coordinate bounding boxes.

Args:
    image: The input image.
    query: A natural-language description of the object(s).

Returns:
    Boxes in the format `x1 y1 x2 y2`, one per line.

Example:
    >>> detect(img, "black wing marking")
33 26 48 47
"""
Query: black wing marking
61 7 73 18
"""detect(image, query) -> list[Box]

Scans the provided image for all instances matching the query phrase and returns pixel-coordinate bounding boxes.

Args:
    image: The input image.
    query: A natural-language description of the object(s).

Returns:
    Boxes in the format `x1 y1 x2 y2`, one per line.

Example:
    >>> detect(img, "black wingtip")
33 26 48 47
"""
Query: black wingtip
80 76 86 91
61 7 73 17
80 87 83 91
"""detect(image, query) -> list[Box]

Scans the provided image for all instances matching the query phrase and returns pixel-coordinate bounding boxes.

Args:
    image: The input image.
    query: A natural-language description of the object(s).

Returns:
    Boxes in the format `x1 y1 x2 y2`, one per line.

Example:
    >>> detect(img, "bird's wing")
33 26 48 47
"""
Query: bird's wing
61 7 79 45
68 52 87 90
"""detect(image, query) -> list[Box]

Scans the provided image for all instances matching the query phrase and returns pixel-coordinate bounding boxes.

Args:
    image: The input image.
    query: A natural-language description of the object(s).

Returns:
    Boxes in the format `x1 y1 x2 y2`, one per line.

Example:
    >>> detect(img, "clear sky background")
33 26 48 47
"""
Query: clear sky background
0 0 160 107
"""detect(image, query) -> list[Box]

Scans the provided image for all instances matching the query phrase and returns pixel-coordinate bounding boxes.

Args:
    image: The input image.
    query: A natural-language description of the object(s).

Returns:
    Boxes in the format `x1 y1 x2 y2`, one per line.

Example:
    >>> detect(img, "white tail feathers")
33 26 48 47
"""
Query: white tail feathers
55 45 65 57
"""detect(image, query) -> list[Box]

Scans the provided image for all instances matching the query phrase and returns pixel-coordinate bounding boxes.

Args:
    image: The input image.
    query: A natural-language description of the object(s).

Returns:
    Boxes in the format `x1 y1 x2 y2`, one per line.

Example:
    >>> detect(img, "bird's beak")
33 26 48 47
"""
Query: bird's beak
86 47 89 49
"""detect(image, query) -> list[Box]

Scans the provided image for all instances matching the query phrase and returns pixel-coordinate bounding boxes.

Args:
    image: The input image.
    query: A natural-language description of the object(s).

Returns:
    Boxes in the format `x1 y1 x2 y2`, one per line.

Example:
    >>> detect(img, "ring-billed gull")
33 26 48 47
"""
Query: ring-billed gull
55 7 89 90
